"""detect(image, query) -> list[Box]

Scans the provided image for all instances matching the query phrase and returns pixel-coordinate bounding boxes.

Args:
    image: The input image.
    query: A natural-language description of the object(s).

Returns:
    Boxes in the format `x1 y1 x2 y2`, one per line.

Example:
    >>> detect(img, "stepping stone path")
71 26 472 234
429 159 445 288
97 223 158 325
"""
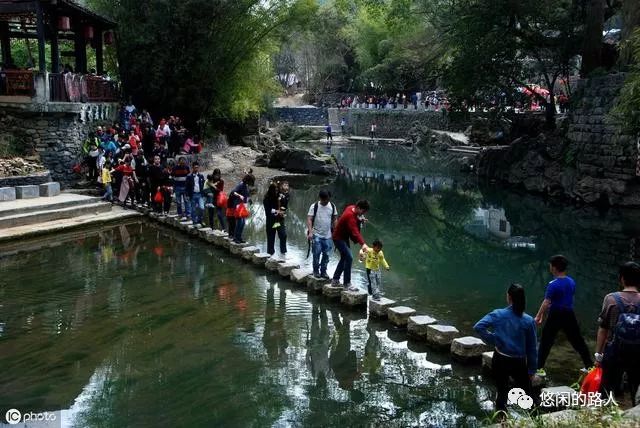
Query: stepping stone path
252 252 271 266
197 227 213 239
179 221 193 231
388 306 416 327
407 315 437 339
341 288 368 307
307 276 329 293
39 182 60 197
277 262 300 278
451 336 488 362
368 297 396 318
15 185 39 199
229 241 251 255
322 283 343 299
426 325 460 347
240 246 260 260
290 268 312 284
220 236 232 249
265 257 285 272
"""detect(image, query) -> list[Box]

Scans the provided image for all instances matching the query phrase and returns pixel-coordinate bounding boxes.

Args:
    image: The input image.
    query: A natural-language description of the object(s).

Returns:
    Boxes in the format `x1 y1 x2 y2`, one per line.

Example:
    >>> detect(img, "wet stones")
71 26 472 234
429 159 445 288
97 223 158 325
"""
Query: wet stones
240 246 260 260
15 185 39 199
290 268 312 284
451 336 488 362
482 351 494 370
220 236 232 249
407 315 437 339
322 283 343 299
277 261 300 277
307 276 329 293
265 257 285 272
368 297 396 318
426 325 460 348
388 306 416 327
178 220 193 231
39 182 60 197
197 227 213 239
252 252 271 266
341 288 368 307
229 241 251 255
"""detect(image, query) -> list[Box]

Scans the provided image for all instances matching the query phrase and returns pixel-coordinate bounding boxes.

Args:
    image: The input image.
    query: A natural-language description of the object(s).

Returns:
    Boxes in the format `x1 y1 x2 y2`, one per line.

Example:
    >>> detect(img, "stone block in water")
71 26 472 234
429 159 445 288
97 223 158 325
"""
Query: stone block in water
388 306 416 327
341 289 368 307
426 325 460 347
197 227 213 239
39 182 60 197
252 252 271 266
220 236 232 249
482 351 494 370
322 283 343 299
15 185 39 199
188 224 202 236
290 268 312 284
149 211 159 219
179 220 193 231
277 261 300 277
229 241 251 255
451 336 488 362
241 246 260 260
307 276 329 293
0 187 16 201
407 315 438 339
368 297 397 318
211 231 228 246
265 257 285 272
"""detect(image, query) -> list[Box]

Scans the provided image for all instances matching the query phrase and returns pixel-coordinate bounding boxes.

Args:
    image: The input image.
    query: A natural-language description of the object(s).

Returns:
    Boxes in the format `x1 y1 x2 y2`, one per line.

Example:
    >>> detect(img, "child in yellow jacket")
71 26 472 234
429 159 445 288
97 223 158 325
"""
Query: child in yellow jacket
359 239 390 300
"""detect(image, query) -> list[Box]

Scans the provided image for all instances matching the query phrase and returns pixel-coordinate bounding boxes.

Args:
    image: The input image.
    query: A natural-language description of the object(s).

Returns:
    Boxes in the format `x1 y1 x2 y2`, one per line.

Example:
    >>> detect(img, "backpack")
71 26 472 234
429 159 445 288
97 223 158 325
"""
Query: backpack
311 201 337 230
611 292 640 347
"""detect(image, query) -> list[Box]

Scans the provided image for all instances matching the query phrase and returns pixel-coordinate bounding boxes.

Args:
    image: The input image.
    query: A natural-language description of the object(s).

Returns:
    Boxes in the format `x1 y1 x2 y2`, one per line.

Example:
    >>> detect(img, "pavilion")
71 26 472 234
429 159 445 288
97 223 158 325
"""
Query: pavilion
0 0 118 103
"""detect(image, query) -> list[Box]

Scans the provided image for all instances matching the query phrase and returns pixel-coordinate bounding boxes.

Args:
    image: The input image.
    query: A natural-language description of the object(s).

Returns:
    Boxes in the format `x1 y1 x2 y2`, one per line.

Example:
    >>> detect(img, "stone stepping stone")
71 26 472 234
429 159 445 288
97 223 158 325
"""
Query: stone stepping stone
426 325 460 347
39 182 60 197
322 283 343 299
307 276 330 293
388 306 416 327
241 246 260 260
368 297 397 318
179 220 193 231
211 231 228 246
482 351 494 370
277 261 300 277
407 315 438 339
15 185 39 199
341 288 368 307
265 257 286 272
229 241 251 255
252 252 271 266
0 187 16 201
220 236 232 249
290 268 312 284
149 211 159 219
197 227 213 239
188 224 202 236
451 336 488 362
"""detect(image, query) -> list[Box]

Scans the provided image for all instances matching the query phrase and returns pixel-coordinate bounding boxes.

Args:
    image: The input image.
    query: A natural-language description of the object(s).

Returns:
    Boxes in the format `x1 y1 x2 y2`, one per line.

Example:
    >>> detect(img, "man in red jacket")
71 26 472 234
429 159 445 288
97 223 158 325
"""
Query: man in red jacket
332 200 370 290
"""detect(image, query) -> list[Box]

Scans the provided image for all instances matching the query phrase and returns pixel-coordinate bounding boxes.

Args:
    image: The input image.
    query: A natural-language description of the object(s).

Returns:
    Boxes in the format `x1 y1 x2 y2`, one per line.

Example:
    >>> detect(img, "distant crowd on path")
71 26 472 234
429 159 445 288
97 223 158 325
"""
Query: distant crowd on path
475 255 640 414
339 92 449 112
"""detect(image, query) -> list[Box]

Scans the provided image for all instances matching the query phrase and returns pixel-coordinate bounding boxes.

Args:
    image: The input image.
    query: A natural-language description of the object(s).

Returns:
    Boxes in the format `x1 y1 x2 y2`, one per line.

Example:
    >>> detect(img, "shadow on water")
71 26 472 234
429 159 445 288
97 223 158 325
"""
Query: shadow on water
0 222 488 427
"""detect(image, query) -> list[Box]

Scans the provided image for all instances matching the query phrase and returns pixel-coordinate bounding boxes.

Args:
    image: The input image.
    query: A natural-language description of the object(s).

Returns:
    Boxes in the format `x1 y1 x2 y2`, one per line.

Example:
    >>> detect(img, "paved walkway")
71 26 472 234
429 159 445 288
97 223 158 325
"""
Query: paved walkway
0 193 96 214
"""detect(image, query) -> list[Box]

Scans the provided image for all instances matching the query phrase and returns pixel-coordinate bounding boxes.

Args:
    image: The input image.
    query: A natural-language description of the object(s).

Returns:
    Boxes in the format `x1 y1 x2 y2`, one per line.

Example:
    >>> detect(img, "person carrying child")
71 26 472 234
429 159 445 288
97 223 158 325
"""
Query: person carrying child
359 239 390 300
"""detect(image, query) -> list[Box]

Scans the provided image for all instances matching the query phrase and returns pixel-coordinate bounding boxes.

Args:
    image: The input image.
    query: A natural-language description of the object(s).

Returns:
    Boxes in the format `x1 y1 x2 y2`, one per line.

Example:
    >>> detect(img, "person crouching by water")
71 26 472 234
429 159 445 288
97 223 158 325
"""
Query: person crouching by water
474 284 538 413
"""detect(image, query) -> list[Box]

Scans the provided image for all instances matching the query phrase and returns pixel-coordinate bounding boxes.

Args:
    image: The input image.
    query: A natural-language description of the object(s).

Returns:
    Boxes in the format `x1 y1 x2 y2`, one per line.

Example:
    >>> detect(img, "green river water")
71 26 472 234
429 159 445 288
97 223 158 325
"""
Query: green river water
2 144 639 427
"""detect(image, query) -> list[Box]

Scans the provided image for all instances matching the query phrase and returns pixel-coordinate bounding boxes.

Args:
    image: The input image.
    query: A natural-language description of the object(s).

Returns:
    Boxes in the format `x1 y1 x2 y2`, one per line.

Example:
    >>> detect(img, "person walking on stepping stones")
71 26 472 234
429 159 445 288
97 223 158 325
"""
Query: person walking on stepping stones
331 200 370 291
534 255 593 377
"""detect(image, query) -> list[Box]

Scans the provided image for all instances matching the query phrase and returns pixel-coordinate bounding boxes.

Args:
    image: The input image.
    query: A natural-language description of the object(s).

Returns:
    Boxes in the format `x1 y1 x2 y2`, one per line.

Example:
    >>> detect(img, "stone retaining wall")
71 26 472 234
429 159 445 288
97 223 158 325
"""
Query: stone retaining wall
0 171 51 188
269 107 329 126
0 103 117 187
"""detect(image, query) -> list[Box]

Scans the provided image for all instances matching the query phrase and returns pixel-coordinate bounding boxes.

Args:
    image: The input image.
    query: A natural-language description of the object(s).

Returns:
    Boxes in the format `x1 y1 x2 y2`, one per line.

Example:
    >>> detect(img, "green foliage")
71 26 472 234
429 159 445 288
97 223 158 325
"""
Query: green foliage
87 0 316 125
611 28 640 135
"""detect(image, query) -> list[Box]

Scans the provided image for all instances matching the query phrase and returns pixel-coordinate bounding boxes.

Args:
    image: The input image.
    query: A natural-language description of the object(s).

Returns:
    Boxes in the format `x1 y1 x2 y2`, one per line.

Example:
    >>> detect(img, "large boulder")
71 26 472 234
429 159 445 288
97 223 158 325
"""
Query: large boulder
267 146 338 175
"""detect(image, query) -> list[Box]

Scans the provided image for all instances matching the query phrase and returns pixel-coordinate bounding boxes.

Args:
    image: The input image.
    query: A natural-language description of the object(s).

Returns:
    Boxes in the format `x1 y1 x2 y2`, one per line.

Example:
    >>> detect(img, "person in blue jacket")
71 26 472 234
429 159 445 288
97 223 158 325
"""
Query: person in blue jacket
474 283 538 412
186 161 206 225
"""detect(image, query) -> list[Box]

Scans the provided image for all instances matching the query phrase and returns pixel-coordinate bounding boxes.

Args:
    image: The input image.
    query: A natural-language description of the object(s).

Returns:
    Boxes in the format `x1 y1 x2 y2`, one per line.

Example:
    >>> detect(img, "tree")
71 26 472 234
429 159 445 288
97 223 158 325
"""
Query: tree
87 0 316 129
429 0 584 128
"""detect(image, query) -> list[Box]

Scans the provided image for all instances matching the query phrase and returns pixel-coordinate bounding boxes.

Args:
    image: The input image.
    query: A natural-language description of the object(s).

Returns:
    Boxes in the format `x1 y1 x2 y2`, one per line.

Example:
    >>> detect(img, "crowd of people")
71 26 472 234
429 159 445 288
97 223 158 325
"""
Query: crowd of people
475 255 640 414
339 92 449 111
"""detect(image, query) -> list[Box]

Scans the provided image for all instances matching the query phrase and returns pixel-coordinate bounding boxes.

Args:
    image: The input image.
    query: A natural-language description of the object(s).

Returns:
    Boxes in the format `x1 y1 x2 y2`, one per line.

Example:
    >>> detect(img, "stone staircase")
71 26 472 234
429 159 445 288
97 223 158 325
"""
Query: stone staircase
0 182 141 243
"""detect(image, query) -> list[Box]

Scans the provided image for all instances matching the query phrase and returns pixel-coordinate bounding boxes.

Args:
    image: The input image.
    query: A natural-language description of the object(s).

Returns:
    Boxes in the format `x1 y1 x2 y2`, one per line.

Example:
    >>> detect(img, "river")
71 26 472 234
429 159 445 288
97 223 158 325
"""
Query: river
1 143 638 427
